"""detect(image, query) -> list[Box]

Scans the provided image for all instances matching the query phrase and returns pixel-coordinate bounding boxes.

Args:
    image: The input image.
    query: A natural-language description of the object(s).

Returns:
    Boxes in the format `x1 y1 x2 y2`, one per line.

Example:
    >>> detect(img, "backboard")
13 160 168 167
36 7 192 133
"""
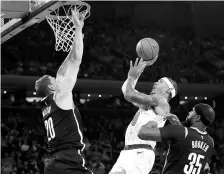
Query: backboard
1 0 67 43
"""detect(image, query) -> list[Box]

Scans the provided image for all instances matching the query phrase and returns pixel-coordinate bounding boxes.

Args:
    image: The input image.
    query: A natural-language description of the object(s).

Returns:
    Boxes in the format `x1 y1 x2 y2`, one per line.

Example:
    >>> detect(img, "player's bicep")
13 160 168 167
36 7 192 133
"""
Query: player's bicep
132 102 142 108
56 65 80 92
159 124 185 141
56 60 80 92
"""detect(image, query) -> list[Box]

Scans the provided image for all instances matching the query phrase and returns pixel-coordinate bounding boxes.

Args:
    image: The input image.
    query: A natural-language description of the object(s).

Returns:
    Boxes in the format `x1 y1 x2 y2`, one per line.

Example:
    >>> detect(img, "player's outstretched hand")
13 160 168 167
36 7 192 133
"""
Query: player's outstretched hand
145 55 158 66
72 7 84 29
166 113 181 125
128 58 147 80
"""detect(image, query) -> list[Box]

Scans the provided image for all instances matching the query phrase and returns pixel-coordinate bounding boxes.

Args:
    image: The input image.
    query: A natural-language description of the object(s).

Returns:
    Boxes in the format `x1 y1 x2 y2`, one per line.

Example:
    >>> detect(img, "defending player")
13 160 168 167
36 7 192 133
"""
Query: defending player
35 9 93 174
138 103 215 174
109 58 178 174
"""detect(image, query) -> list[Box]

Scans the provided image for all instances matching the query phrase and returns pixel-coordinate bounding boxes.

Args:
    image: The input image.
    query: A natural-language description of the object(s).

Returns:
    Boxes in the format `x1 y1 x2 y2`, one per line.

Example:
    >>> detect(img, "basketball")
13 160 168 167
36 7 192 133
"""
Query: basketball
136 38 159 61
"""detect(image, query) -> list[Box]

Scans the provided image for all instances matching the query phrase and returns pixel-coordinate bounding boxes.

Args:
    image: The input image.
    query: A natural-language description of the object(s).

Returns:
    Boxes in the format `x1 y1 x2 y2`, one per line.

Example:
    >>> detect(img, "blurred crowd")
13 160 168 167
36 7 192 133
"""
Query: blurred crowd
2 17 224 83
1 101 224 174
2 4 224 174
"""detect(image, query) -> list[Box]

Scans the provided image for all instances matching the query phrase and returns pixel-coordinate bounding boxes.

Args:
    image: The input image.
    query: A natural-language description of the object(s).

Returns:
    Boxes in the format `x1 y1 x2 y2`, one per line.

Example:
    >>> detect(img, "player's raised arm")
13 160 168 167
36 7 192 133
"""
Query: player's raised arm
56 9 84 93
122 58 158 107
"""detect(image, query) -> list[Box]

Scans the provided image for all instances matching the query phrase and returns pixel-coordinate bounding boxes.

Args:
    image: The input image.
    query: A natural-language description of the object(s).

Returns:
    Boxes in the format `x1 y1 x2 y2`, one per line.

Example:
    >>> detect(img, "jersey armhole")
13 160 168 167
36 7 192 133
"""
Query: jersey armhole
184 127 188 138
53 91 74 110
208 135 214 147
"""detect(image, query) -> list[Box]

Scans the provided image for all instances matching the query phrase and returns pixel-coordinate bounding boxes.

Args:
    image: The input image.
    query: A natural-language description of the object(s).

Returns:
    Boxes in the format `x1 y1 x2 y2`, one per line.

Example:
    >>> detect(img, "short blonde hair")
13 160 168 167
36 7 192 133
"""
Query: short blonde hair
35 75 53 97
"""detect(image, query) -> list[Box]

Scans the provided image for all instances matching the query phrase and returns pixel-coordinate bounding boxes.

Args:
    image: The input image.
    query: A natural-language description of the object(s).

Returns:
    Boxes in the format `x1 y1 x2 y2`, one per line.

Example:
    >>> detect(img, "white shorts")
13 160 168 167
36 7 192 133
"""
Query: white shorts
109 148 155 174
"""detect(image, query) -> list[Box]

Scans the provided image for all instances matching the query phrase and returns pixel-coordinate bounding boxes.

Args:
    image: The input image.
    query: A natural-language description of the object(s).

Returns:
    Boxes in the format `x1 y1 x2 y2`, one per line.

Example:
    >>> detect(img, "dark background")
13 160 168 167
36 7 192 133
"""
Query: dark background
1 1 224 174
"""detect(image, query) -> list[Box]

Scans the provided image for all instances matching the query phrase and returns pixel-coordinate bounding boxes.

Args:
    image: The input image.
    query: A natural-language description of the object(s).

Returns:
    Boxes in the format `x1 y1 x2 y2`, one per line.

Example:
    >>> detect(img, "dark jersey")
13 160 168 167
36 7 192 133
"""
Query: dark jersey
41 93 85 153
159 125 214 174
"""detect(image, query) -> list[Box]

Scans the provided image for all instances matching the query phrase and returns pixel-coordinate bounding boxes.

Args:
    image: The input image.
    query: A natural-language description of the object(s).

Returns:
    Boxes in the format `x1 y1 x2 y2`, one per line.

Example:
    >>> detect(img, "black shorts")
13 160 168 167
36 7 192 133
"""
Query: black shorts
44 148 93 174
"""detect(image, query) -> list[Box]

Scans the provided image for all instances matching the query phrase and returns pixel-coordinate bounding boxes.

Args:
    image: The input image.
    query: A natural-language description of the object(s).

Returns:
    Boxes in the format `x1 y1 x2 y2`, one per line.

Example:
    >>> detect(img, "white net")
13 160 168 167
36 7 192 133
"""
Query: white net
1 14 4 27
46 1 90 52
1 18 4 27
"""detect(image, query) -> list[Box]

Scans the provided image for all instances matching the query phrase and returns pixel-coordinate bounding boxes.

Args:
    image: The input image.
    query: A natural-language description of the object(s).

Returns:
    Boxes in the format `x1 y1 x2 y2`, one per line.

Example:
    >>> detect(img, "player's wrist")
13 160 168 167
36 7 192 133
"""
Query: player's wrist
128 75 137 81
128 71 142 80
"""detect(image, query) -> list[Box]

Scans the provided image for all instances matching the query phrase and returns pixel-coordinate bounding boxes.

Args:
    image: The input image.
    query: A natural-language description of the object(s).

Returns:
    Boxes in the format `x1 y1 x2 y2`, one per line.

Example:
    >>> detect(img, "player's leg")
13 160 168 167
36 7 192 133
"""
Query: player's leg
109 168 126 174
44 156 62 174
109 159 126 174
109 150 128 174
68 149 93 174
132 149 155 174
110 149 155 174
44 158 93 174
44 149 93 174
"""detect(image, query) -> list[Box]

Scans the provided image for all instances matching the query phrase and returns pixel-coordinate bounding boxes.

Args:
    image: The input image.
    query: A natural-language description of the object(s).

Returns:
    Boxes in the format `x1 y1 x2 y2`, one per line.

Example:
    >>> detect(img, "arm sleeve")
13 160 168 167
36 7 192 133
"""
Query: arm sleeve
159 124 186 141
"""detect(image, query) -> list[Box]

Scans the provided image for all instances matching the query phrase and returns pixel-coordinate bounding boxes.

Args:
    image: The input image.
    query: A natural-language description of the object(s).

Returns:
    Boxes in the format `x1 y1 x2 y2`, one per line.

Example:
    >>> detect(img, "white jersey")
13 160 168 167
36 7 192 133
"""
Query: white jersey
125 108 166 149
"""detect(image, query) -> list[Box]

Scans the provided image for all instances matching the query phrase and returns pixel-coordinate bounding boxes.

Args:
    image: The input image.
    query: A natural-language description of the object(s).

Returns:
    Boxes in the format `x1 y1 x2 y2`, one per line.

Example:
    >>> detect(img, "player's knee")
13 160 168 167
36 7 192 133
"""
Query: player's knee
109 168 126 174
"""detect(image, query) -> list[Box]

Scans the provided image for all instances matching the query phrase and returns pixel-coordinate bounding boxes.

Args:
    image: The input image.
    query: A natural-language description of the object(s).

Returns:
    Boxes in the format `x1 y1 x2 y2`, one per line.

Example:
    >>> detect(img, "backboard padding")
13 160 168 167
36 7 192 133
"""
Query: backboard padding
2 1 30 13
1 1 67 44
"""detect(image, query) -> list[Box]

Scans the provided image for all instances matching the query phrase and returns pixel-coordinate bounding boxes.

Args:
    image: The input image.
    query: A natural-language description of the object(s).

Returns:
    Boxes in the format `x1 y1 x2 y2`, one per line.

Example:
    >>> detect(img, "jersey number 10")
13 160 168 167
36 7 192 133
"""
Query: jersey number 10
184 152 205 174
44 117 55 141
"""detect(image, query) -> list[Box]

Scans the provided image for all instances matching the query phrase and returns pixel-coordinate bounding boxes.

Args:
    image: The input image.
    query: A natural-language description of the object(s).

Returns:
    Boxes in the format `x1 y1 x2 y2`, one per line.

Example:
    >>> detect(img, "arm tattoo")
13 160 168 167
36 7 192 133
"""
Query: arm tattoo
124 77 157 107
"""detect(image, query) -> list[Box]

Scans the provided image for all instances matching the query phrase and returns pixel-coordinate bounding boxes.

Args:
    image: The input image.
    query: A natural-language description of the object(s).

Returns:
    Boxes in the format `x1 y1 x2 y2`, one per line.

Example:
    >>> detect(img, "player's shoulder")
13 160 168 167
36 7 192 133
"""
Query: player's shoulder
207 134 214 147
176 125 189 139
152 94 169 106
41 93 53 106
54 91 74 110
152 94 170 115
55 90 73 98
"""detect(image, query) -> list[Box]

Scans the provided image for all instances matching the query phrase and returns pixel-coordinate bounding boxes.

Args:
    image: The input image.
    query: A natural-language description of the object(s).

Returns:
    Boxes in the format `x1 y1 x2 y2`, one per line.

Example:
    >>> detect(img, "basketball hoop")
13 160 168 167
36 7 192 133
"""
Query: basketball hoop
46 1 90 52
1 14 4 27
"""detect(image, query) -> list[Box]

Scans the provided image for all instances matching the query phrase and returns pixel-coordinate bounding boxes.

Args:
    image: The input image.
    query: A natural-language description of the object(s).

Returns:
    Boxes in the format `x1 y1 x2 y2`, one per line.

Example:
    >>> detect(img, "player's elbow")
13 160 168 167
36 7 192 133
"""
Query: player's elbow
123 86 136 100
121 84 126 95
124 91 134 102
124 92 130 100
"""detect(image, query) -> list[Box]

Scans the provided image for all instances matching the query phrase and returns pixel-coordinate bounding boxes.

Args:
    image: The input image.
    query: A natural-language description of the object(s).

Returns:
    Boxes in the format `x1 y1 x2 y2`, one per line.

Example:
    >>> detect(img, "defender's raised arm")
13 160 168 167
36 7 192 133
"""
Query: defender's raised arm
56 9 84 92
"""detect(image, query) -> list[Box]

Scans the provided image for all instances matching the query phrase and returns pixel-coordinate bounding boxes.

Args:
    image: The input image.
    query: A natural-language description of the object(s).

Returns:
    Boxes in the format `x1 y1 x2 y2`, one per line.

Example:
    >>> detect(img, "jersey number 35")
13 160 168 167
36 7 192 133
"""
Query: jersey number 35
44 117 56 141
184 152 205 174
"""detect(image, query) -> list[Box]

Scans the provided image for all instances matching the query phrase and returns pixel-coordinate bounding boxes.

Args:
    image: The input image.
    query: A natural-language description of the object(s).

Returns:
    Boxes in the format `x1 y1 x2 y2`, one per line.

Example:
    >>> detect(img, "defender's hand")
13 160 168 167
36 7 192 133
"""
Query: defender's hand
166 113 181 125
72 8 84 28
128 58 147 80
